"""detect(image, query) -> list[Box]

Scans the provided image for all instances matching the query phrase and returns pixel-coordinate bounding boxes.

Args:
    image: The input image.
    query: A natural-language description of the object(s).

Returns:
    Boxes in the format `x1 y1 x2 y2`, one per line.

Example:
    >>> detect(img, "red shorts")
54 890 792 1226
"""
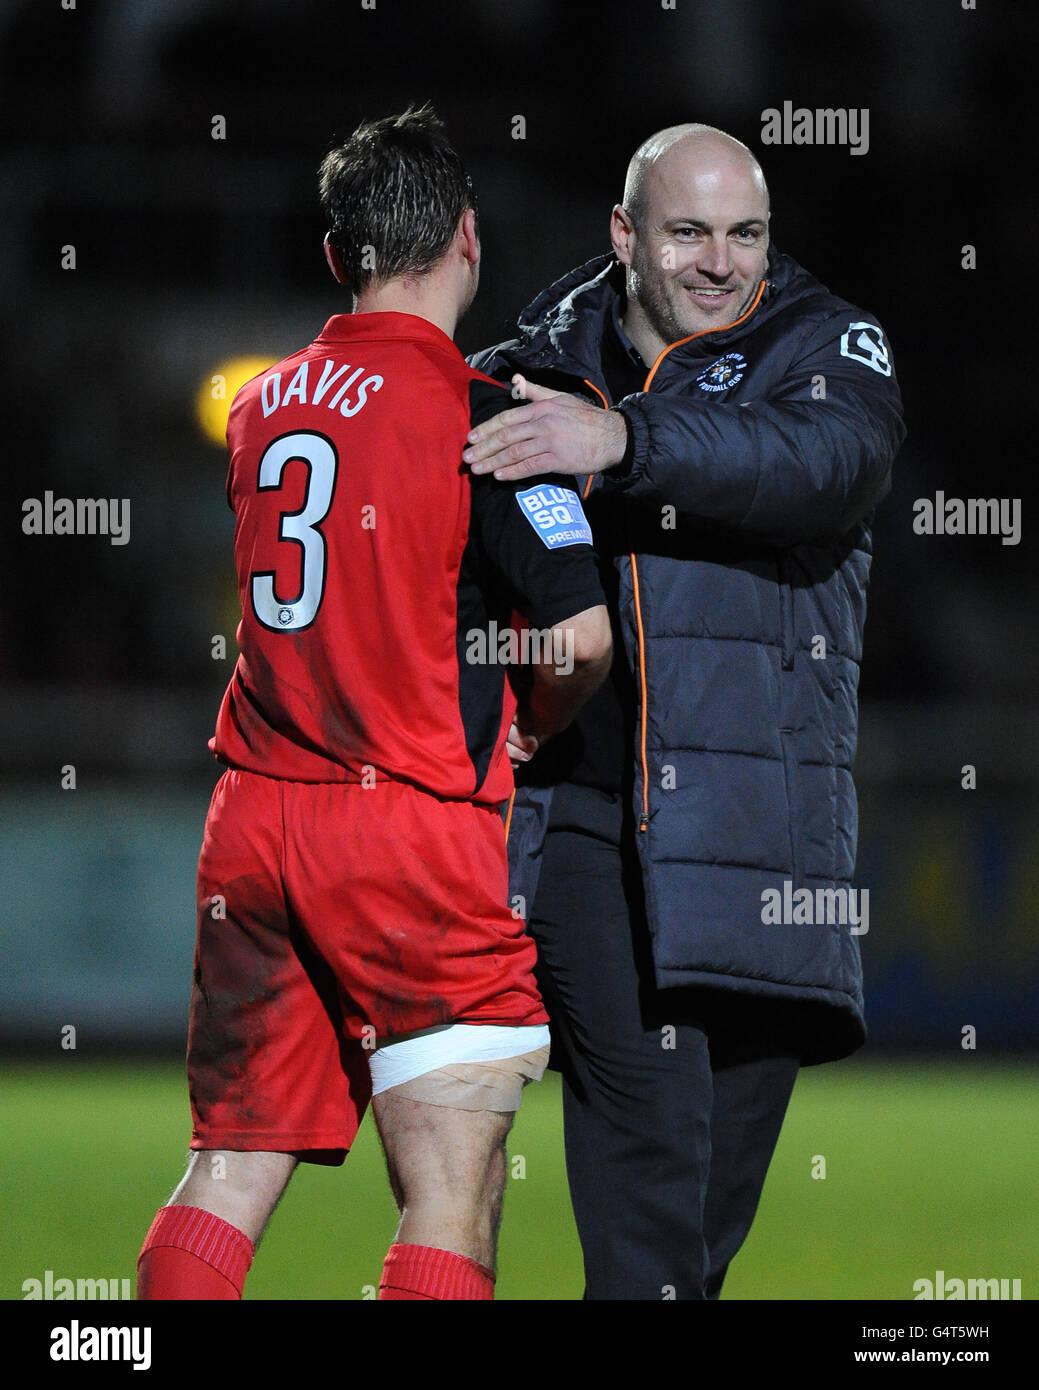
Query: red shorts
187 769 547 1163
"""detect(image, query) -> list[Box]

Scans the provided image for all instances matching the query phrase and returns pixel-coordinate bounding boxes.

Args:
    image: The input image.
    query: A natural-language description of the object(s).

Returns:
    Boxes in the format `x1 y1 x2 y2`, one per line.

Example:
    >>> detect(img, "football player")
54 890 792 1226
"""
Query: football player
136 105 610 1301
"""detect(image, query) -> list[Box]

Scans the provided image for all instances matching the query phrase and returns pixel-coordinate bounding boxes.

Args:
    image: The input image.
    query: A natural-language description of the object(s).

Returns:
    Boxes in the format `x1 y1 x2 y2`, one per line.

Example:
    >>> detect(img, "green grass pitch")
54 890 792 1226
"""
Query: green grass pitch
2 1058 1035 1300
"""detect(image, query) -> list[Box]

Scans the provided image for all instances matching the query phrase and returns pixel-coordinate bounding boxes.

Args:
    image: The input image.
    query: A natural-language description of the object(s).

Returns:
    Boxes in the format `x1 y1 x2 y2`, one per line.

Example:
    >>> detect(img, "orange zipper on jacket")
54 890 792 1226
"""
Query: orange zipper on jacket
585 279 767 831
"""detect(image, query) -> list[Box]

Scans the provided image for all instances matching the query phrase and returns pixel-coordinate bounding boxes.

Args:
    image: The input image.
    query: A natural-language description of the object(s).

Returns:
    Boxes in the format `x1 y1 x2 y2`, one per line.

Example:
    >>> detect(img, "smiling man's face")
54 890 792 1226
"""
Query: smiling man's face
612 130 770 359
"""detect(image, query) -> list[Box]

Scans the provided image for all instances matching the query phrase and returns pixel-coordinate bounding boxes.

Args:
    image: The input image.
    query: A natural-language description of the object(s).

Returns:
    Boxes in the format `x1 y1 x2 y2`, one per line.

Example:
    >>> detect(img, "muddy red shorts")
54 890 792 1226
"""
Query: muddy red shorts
187 768 547 1163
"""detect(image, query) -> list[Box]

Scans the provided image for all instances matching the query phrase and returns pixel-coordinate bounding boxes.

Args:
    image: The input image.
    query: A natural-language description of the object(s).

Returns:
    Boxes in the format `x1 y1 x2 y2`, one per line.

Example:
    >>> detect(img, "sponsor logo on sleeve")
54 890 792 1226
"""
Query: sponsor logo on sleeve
515 485 593 549
840 322 891 376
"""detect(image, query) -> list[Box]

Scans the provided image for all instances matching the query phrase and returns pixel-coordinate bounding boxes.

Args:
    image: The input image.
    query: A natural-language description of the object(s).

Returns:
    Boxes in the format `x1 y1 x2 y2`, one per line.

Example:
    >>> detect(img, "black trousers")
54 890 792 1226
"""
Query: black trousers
529 784 801 1301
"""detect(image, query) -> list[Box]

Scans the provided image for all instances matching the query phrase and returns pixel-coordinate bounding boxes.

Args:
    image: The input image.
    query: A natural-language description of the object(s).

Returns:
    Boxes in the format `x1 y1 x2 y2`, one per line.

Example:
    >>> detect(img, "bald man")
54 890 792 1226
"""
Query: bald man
468 124 904 1299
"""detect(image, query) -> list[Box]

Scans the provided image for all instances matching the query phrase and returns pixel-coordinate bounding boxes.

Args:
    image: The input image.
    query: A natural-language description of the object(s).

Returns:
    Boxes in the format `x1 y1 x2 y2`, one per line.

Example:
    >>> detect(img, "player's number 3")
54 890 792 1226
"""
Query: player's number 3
250 431 338 633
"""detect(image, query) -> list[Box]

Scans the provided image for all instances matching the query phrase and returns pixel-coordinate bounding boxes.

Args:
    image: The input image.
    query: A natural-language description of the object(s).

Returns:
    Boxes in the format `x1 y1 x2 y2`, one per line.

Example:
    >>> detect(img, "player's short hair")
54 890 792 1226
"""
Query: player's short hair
319 104 477 294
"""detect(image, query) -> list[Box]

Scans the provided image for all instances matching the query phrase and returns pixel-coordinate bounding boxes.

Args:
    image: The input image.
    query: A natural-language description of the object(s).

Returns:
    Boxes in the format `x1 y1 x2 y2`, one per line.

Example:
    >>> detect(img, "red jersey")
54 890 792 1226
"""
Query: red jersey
210 312 602 803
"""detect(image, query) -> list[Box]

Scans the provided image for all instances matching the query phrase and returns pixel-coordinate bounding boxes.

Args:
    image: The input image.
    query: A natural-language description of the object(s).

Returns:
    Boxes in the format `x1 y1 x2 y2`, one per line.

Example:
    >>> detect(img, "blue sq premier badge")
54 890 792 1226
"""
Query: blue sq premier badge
515 485 593 549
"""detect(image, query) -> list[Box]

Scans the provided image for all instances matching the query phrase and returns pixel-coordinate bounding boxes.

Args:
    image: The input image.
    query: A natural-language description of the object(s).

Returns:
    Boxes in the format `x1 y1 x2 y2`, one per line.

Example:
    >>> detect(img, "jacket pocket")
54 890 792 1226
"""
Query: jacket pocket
778 555 795 671
780 728 803 887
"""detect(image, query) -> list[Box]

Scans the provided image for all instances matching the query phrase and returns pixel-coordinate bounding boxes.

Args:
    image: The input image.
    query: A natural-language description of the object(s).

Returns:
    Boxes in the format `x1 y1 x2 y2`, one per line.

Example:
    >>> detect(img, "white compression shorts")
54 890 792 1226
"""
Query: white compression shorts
368 1022 551 1111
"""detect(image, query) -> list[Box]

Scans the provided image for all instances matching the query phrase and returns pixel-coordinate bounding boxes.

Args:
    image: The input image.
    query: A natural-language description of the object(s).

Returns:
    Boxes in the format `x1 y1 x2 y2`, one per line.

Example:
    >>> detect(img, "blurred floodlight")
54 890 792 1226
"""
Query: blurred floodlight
195 356 277 446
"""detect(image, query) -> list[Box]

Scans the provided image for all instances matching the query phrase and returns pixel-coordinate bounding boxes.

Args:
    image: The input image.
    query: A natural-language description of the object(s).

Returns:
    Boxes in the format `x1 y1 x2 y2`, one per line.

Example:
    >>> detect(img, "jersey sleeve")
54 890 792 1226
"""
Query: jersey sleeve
467 378 606 630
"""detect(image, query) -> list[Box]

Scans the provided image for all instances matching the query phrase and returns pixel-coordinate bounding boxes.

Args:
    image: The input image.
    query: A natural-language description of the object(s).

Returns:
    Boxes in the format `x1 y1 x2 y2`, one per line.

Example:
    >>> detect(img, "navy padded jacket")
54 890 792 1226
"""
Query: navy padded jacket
471 246 905 1062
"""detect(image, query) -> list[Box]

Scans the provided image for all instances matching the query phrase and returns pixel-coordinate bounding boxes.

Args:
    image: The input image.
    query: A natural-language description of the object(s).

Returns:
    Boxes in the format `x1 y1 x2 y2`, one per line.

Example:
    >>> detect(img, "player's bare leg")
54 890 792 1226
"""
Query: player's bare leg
372 1090 514 1294
137 1150 296 1300
165 1149 298 1245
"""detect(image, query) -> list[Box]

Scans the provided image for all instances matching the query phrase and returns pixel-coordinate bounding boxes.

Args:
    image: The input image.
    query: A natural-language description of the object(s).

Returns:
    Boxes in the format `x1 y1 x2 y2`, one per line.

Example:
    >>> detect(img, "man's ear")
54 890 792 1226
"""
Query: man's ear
610 204 636 266
323 232 348 284
459 207 479 268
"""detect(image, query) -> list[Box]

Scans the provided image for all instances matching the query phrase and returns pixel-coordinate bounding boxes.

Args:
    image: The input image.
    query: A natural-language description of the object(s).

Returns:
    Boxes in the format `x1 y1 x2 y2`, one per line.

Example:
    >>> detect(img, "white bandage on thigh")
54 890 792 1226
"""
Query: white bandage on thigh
369 1023 551 1111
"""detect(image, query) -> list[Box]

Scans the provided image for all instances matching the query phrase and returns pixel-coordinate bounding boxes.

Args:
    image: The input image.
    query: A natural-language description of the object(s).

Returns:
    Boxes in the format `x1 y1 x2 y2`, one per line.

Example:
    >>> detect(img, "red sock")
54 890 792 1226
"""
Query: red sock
137 1205 254 1300
378 1243 495 1300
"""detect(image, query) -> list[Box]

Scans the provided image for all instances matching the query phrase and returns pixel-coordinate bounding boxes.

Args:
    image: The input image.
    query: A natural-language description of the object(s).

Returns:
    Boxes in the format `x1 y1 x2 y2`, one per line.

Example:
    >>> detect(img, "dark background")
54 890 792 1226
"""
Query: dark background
1 0 1035 1050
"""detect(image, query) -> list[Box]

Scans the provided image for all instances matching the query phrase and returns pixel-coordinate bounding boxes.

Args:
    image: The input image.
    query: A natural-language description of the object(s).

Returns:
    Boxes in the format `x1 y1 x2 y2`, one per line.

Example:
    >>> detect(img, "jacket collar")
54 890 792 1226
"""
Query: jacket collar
505 244 804 380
